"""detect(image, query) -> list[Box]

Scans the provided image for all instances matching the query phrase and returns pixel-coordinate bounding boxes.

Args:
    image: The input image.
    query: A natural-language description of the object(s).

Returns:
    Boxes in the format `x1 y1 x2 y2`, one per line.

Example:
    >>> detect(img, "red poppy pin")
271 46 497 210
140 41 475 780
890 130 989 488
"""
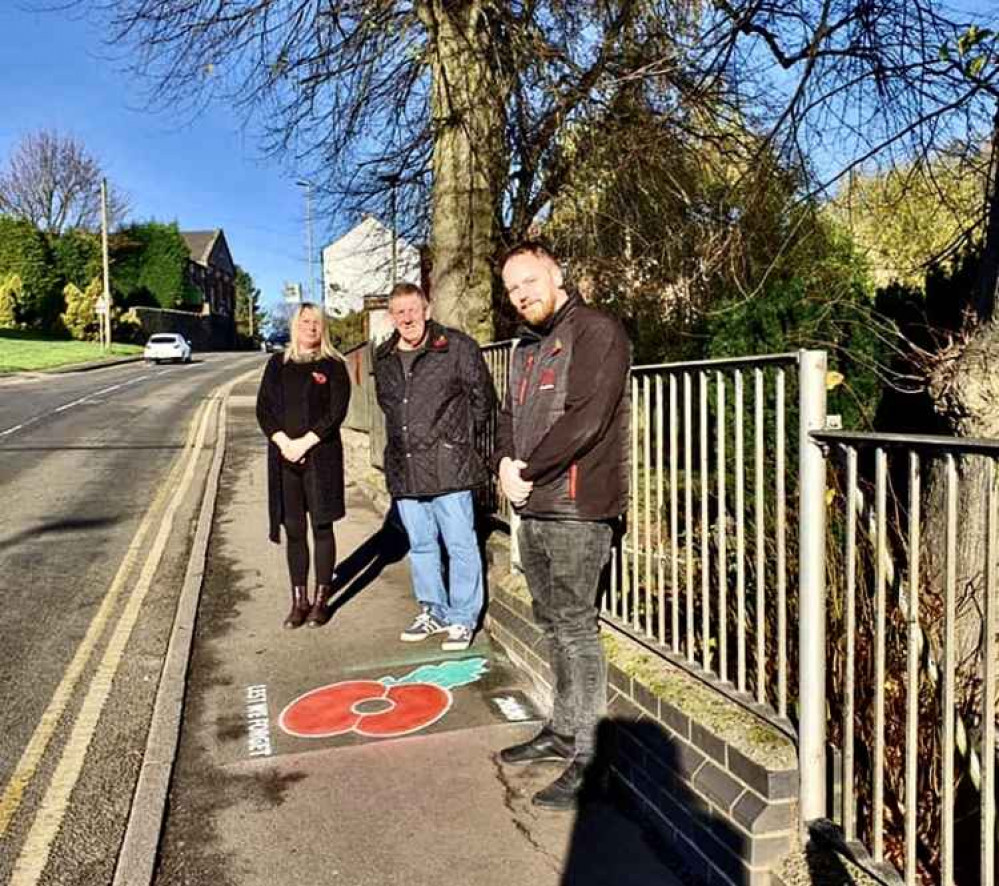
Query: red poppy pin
431 334 448 350
312 371 328 384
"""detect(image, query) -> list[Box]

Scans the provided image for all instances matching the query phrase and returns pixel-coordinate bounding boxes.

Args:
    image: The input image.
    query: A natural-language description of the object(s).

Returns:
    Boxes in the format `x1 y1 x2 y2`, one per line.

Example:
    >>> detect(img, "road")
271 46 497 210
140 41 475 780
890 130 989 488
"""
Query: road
0 352 264 886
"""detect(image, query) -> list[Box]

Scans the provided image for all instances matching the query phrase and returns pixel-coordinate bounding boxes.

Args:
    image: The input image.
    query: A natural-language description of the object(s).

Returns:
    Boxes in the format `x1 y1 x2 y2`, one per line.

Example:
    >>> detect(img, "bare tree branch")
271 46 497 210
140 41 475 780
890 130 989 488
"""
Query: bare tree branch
0 130 130 234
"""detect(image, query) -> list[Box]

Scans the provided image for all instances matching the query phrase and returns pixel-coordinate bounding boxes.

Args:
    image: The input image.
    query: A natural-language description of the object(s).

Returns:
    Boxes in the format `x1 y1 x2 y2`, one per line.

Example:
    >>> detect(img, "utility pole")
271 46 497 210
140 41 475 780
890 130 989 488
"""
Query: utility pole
378 173 400 288
389 180 398 288
297 180 316 303
100 178 112 350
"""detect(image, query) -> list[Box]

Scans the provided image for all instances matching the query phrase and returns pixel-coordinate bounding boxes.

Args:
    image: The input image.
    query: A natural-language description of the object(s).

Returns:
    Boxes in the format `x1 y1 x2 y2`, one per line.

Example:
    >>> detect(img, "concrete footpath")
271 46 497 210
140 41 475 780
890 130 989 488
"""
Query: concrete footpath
149 377 684 886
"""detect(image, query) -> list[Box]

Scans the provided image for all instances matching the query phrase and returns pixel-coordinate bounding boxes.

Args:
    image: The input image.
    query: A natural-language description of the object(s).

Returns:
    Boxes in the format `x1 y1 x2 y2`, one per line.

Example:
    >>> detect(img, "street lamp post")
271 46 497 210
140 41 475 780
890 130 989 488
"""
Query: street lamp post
296 179 316 304
377 173 400 288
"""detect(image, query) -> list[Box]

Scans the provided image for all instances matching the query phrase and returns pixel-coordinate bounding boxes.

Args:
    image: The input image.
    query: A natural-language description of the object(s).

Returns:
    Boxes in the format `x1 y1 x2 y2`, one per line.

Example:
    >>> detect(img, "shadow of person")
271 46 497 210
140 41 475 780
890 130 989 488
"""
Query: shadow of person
801 831 856 886
559 718 719 886
324 503 409 620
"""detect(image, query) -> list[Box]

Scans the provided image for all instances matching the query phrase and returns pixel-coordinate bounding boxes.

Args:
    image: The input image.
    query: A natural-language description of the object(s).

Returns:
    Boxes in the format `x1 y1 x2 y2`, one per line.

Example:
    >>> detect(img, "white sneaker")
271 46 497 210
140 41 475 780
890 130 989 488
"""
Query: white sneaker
400 608 448 642
441 624 473 652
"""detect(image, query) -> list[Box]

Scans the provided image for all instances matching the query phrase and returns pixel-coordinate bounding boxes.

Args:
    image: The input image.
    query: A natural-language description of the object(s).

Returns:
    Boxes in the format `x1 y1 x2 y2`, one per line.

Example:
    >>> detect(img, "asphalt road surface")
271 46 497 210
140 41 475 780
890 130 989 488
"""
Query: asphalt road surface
0 352 265 886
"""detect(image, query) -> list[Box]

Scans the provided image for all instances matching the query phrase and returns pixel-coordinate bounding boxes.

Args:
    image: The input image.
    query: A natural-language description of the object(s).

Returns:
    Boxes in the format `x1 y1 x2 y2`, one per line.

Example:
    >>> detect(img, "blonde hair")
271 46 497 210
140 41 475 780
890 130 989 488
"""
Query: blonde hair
285 302 343 363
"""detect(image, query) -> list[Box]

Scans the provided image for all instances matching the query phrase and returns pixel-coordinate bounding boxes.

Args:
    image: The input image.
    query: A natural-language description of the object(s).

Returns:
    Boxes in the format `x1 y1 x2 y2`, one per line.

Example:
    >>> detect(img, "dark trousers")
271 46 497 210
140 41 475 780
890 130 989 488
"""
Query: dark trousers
281 463 336 587
518 517 613 759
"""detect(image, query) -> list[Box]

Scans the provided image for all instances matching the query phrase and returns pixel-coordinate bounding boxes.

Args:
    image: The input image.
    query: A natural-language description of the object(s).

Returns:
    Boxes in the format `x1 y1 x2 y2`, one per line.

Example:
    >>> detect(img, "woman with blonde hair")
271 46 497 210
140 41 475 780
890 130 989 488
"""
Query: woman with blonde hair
256 303 351 628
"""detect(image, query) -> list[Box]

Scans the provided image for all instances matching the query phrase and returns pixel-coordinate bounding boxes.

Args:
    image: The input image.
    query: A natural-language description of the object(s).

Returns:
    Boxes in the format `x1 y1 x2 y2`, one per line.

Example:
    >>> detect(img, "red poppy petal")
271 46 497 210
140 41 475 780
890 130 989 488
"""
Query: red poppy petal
355 683 452 737
279 680 384 737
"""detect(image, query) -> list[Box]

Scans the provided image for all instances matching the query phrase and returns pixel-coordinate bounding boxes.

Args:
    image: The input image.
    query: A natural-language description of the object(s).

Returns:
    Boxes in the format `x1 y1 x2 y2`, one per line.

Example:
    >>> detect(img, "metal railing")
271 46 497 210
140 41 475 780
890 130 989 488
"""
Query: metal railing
349 332 995 882
479 340 515 523
604 349 829 820
814 430 997 886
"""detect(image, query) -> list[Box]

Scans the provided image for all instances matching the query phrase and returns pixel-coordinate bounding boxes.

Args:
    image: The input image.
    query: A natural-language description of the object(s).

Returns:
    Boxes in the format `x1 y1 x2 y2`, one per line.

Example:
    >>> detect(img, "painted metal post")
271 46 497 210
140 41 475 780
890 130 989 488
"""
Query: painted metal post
508 339 522 573
797 349 828 829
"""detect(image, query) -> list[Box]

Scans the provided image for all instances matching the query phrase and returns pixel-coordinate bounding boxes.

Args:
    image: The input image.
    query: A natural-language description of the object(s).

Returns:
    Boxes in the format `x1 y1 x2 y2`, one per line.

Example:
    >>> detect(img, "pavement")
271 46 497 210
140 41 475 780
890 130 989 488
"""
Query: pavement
141 375 685 886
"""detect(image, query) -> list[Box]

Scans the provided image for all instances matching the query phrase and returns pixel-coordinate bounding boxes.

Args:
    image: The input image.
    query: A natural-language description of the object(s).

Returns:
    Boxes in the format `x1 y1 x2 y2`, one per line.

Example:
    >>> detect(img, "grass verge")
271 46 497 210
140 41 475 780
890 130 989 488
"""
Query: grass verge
0 330 142 372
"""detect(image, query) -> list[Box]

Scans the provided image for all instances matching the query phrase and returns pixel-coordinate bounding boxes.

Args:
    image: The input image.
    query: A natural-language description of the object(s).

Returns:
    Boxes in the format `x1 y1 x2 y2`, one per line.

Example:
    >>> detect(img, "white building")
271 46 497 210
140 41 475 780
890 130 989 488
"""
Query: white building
321 216 421 318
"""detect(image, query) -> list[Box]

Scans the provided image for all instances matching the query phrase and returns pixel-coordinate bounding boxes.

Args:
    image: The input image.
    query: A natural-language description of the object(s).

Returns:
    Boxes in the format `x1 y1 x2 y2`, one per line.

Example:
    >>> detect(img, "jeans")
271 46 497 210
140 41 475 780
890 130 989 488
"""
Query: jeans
396 490 483 629
518 517 613 759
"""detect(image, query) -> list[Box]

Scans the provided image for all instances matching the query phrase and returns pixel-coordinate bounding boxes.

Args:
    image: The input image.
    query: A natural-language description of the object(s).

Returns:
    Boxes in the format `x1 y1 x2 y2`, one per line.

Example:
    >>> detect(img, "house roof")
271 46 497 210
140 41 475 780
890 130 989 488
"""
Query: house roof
180 230 220 266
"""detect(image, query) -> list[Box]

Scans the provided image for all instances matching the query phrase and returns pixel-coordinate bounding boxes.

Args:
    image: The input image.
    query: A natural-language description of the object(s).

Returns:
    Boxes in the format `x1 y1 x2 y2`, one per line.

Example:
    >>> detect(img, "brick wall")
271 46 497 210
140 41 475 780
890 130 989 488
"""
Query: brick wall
485 535 800 886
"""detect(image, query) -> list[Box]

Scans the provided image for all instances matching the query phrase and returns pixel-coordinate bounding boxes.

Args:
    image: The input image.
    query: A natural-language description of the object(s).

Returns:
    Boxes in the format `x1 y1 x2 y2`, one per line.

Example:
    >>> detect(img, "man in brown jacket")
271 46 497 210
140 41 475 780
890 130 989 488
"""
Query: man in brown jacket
493 242 630 810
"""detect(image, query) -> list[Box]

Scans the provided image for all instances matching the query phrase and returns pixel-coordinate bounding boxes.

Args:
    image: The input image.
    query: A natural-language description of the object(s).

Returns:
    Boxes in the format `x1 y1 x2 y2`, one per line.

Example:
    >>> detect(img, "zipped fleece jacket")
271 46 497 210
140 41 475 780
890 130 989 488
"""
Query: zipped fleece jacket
494 294 631 520
374 321 497 498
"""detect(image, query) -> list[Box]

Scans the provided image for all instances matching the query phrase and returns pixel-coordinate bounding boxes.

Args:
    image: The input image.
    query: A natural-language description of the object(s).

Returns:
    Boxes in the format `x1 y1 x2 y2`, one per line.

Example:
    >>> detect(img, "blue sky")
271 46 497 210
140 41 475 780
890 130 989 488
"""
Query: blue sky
3 0 997 315
0 3 325 313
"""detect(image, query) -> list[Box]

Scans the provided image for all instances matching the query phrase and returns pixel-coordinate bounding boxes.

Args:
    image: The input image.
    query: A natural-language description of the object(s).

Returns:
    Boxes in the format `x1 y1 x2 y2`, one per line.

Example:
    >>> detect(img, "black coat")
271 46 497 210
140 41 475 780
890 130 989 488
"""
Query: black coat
374 321 496 497
256 353 351 542
494 294 630 520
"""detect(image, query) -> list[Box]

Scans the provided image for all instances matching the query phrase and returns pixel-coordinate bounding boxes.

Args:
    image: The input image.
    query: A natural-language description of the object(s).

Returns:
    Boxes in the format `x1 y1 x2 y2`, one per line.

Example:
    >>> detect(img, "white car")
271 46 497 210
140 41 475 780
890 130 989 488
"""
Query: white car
144 333 193 364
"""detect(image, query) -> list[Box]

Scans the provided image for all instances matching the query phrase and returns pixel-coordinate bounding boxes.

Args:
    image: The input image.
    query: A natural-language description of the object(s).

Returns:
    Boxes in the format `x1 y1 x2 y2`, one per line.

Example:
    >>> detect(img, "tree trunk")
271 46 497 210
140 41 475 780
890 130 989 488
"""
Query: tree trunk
924 331 999 666
421 1 507 343
922 111 999 733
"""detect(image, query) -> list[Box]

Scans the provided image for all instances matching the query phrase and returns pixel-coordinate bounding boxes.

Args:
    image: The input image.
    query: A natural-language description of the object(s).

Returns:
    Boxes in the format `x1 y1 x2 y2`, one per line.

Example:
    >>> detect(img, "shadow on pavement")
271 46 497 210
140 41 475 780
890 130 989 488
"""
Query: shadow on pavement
326 504 409 619
559 718 712 886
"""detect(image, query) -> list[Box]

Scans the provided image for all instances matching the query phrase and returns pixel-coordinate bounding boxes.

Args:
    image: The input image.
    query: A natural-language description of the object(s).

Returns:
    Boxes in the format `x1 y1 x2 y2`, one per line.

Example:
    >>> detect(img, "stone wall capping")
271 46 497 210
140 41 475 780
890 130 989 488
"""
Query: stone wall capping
485 532 801 886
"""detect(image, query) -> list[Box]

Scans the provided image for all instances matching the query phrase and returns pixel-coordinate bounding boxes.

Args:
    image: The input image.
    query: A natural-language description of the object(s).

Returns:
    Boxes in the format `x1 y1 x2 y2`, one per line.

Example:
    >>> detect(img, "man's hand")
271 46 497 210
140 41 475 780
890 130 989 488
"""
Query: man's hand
499 457 533 507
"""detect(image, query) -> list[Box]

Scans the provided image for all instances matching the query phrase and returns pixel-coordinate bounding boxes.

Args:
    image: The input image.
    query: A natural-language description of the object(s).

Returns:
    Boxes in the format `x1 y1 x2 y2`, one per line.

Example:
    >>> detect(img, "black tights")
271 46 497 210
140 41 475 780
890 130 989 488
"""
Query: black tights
281 464 336 587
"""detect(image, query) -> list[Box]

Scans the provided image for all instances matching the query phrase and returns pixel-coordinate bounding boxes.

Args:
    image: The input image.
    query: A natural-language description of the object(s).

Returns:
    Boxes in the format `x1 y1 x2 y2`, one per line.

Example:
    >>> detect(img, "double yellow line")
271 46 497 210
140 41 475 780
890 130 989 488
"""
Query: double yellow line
0 398 213 840
2 362 262 885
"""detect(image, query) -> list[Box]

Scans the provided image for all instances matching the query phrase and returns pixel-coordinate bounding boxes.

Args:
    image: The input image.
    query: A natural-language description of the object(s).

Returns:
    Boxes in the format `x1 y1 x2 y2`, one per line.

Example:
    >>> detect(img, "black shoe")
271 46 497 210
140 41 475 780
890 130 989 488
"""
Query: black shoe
531 758 589 810
499 726 575 765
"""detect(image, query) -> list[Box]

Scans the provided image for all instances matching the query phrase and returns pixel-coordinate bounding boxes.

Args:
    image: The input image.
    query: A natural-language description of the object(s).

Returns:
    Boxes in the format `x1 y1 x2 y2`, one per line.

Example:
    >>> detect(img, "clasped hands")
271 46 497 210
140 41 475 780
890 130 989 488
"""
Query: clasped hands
271 431 320 464
499 457 533 507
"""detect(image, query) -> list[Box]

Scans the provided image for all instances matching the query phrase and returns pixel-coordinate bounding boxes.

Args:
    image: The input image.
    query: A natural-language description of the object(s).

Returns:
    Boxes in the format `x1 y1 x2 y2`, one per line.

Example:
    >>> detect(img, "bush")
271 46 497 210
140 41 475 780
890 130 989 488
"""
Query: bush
61 277 102 341
114 307 146 344
112 222 201 310
0 217 61 329
328 310 366 352
0 273 25 329
51 229 102 292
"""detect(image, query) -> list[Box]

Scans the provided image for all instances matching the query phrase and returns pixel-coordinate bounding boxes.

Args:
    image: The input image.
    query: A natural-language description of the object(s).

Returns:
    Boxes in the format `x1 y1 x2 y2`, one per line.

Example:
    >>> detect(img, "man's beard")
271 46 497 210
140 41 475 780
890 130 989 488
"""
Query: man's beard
522 300 552 325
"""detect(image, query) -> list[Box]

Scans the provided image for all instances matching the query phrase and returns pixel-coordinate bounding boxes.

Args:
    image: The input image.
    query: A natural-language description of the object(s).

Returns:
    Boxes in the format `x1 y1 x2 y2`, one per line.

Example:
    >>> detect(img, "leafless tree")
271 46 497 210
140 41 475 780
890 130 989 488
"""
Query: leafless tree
0 130 129 234
84 1 705 339
658 5 999 877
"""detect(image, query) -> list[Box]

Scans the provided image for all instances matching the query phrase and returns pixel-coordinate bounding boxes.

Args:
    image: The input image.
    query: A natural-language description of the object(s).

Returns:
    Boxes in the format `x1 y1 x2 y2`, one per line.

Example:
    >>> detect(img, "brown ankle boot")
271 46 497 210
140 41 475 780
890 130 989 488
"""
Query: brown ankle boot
284 585 310 629
307 584 333 627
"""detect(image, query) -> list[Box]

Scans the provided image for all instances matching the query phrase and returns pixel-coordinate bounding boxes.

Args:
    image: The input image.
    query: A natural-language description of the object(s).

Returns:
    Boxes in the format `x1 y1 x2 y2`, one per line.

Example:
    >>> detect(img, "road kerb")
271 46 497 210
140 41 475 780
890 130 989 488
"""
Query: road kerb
0 399 206 837
112 366 259 886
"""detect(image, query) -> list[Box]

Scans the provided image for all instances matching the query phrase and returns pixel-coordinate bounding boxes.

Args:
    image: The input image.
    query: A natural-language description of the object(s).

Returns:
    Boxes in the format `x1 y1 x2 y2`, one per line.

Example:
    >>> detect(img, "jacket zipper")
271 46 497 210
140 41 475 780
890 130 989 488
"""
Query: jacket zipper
517 352 535 405
402 354 414 486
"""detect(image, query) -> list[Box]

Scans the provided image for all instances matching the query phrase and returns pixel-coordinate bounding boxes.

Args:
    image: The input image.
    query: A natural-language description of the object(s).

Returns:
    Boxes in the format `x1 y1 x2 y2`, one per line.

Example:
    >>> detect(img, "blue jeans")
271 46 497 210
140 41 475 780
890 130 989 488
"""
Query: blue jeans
395 491 483 629
518 518 613 759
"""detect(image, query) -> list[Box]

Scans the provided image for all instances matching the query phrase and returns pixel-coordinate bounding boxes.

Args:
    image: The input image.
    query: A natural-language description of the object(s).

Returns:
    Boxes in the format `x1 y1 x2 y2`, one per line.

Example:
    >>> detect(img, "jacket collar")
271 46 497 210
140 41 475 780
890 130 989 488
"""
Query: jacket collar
516 292 580 343
375 320 450 361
